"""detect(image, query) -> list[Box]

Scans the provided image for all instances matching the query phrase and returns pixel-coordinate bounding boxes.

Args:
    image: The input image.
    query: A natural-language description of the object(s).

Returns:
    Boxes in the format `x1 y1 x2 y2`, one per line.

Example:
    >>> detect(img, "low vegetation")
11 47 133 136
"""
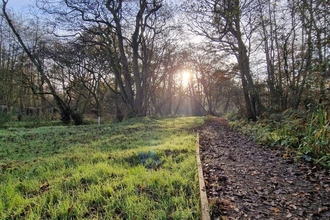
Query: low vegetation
229 106 330 168
0 117 203 219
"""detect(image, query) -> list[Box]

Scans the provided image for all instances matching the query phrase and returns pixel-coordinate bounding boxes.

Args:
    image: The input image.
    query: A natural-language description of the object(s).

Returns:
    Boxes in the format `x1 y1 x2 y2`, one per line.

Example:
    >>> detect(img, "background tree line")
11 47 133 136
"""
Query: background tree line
185 0 329 120
0 0 329 125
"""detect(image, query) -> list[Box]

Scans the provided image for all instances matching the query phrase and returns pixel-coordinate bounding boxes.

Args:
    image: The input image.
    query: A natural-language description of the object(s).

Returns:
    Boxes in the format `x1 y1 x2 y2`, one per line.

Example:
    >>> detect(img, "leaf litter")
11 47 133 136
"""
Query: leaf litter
198 118 330 220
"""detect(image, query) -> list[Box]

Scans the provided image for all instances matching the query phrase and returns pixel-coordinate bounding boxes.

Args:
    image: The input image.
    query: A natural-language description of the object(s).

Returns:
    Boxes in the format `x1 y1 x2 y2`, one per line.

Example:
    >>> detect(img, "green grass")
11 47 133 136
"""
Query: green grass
0 117 203 219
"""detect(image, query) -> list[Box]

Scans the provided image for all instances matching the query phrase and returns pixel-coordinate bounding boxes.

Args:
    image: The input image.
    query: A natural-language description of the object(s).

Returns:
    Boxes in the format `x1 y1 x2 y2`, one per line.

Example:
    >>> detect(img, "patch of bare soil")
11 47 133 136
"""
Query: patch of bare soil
197 118 330 220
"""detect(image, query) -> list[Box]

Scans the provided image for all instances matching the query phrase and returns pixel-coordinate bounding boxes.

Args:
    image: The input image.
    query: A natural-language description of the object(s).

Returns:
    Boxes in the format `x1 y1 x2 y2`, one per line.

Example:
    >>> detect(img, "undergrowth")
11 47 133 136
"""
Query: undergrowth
229 106 330 168
0 116 203 219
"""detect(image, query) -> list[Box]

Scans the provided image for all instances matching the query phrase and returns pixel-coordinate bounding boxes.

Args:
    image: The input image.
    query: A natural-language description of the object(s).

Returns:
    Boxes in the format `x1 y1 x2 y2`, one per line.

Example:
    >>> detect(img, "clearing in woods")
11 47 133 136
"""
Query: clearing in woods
0 117 203 219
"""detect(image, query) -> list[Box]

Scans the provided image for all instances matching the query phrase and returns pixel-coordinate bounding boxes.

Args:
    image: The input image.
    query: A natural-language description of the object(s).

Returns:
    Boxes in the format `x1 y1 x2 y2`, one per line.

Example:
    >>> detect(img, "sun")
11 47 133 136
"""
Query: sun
180 71 191 87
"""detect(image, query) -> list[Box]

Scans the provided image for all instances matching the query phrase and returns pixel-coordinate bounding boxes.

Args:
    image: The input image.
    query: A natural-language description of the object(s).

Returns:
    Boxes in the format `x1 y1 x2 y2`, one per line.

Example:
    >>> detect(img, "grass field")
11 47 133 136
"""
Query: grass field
0 117 203 219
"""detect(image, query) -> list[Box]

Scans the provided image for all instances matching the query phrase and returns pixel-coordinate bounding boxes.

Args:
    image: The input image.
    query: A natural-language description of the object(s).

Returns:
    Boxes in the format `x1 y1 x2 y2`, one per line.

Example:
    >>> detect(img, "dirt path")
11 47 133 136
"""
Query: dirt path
197 118 330 220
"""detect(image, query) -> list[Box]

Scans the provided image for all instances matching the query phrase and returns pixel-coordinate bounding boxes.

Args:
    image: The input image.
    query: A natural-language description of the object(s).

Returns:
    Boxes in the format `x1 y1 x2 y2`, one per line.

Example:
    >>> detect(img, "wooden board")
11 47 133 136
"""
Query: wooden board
196 133 211 220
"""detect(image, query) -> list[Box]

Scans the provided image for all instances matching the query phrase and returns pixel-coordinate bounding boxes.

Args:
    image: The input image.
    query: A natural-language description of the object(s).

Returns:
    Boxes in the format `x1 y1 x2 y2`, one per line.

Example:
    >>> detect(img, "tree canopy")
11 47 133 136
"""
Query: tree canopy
0 0 329 124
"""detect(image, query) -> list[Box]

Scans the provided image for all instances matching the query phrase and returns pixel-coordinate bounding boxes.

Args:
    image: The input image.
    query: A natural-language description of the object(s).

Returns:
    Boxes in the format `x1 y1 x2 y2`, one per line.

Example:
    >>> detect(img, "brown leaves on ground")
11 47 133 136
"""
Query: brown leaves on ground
198 118 330 220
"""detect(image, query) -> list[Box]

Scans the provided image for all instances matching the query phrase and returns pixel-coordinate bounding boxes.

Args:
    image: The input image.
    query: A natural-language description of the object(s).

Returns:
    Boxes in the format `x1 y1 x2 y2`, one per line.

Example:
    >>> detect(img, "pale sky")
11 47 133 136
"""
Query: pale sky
5 0 35 13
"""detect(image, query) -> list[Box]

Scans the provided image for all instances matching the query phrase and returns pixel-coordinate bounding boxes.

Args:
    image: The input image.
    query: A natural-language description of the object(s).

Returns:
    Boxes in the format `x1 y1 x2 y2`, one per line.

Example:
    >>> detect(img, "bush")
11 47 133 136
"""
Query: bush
228 106 330 168
0 112 11 127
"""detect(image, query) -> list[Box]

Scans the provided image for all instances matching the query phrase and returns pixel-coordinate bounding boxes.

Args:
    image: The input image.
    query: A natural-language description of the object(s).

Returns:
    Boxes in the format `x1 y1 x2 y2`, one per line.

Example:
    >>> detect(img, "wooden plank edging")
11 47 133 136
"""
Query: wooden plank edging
196 133 211 220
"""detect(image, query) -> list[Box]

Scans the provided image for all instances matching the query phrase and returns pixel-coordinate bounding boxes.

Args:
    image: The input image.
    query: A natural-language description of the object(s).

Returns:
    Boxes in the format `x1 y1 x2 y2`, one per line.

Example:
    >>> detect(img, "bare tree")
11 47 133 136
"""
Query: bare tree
183 0 264 120
2 0 86 124
255 0 329 111
37 0 170 117
184 47 235 116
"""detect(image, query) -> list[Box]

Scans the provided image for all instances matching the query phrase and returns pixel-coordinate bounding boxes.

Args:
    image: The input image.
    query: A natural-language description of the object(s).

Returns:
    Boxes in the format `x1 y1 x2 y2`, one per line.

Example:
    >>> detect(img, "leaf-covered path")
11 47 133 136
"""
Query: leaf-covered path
197 118 330 220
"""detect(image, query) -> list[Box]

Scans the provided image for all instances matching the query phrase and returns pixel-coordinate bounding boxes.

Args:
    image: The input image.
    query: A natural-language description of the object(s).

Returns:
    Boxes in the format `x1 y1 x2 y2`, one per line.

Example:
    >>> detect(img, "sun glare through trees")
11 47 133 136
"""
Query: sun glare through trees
0 0 329 123
1 0 330 218
180 70 191 88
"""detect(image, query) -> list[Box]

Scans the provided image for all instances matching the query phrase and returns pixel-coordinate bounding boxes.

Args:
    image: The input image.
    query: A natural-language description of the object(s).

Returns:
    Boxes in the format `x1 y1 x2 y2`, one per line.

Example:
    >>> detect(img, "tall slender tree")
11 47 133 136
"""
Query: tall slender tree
183 0 264 120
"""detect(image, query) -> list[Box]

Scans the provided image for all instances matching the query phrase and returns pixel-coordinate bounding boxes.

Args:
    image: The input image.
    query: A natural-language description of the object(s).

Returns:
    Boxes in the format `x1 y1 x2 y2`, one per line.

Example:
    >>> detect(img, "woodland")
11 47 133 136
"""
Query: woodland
0 1 329 159
0 0 330 219
0 0 328 118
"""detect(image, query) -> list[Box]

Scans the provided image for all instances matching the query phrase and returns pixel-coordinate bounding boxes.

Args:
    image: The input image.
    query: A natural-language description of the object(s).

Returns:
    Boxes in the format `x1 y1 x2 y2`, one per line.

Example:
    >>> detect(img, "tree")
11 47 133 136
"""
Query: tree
2 0 86 124
297 0 330 106
183 0 264 120
255 0 330 112
0 15 18 109
185 47 234 116
37 0 170 117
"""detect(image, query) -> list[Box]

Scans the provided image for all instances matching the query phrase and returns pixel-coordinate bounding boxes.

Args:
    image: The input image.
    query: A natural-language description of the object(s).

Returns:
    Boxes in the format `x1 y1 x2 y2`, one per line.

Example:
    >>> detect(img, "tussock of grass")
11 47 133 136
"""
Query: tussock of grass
0 117 203 219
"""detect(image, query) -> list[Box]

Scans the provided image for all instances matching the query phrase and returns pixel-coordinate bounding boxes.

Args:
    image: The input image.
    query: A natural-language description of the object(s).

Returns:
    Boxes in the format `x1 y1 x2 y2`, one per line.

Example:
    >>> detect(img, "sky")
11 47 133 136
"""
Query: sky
5 0 35 14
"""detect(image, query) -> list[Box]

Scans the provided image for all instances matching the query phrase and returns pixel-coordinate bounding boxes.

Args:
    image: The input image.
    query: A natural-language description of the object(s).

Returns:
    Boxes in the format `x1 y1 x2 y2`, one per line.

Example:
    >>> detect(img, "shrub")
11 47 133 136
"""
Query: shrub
228 106 330 168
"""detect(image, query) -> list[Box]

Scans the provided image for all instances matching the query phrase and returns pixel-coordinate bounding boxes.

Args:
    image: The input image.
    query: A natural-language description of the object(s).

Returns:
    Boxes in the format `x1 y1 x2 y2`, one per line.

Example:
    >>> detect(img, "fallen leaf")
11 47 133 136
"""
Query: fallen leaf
140 184 146 190
40 182 50 191
289 204 297 210
251 170 259 175
318 206 328 213
286 212 292 218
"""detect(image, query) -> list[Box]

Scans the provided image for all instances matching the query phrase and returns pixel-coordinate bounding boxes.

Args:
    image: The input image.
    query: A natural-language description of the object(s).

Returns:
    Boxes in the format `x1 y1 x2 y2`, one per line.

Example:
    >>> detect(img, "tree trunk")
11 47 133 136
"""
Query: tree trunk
233 17 261 120
259 4 278 110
